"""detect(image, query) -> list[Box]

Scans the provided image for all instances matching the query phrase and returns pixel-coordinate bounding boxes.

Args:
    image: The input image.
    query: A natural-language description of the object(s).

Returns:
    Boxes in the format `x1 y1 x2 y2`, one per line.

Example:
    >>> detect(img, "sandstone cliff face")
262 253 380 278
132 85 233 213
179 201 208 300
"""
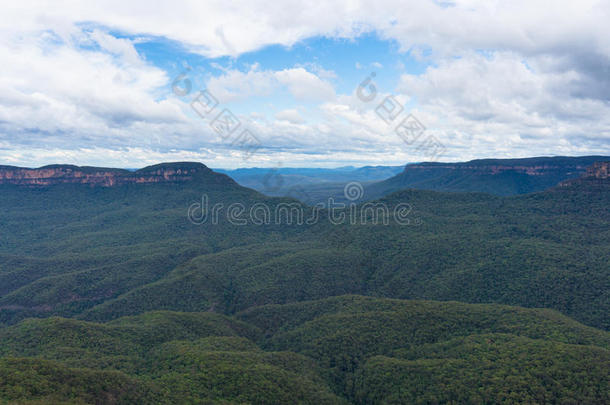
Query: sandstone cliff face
559 161 610 188
403 163 589 176
585 161 610 179
0 163 210 187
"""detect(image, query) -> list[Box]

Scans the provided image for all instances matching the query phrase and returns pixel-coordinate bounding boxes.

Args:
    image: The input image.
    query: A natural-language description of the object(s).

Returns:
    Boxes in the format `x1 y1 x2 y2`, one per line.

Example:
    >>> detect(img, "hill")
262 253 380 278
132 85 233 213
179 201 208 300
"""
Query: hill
72 174 610 330
216 165 404 203
363 155 609 199
0 296 608 404
0 162 234 187
221 156 610 205
0 161 608 331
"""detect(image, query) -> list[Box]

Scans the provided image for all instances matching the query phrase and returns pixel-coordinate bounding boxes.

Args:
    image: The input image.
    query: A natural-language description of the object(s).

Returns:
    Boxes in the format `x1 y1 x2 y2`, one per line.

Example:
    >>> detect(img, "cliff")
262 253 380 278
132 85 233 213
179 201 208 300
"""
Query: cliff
559 161 610 188
584 161 610 179
0 162 214 187
365 156 610 197
400 156 606 176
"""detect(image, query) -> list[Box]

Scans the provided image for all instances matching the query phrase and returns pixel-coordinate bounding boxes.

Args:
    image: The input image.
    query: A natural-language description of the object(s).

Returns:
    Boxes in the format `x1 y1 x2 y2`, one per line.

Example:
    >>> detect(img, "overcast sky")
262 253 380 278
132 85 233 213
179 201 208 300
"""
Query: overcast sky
1 0 609 168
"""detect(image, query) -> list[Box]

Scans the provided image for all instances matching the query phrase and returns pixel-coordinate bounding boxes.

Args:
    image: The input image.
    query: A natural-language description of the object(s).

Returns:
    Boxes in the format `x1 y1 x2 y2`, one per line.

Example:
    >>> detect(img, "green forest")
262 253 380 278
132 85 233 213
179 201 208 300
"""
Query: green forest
0 162 608 403
1 296 608 404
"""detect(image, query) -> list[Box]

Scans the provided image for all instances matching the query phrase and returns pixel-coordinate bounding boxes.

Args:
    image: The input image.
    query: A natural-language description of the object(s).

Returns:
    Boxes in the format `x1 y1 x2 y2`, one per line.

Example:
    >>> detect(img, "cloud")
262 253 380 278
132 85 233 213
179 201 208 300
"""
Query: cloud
0 1 609 167
275 68 336 101
89 30 143 65
4 1 609 62
206 66 336 103
296 62 337 80
396 51 610 159
0 28 195 152
275 109 305 124
205 68 276 103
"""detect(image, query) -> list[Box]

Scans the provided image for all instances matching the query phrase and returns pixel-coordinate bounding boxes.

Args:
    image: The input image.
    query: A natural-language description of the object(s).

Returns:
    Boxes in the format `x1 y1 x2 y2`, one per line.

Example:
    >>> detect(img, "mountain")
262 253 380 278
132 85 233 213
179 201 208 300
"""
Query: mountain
0 161 608 329
0 162 227 187
0 160 608 403
215 165 404 202
71 170 610 330
363 155 610 200
0 162 276 326
217 156 609 205
559 161 610 189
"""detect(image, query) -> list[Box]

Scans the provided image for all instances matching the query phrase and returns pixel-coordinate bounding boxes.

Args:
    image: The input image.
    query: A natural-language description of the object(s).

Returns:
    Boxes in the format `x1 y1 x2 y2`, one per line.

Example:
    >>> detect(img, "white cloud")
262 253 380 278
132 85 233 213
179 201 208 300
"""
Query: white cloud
396 52 610 159
296 62 337 80
89 30 143 65
206 68 276 103
0 1 609 167
275 109 305 124
3 1 609 62
206 66 336 103
0 30 196 150
275 68 336 101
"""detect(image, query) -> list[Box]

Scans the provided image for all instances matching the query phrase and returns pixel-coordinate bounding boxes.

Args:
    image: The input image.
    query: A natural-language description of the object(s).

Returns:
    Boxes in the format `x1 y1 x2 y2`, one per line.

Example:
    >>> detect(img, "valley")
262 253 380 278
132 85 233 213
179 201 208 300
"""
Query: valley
0 158 608 403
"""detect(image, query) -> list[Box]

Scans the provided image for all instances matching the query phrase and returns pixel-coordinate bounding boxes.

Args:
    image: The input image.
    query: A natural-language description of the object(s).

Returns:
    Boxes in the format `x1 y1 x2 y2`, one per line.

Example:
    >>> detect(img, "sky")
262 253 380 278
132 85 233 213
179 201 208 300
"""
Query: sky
0 1 609 169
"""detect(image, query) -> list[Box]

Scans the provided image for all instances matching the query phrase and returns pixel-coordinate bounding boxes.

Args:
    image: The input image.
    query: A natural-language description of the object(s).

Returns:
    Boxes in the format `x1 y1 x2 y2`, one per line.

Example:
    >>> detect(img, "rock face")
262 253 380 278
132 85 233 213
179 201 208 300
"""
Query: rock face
585 161 610 179
365 156 610 197
559 161 610 188
399 158 600 177
0 162 213 187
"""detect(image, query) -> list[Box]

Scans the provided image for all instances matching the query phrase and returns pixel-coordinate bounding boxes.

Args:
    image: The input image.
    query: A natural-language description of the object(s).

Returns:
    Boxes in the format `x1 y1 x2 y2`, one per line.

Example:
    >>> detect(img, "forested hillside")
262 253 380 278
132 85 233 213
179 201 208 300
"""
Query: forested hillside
0 161 608 403
364 156 609 199
0 296 608 404
1 163 607 329
223 156 610 205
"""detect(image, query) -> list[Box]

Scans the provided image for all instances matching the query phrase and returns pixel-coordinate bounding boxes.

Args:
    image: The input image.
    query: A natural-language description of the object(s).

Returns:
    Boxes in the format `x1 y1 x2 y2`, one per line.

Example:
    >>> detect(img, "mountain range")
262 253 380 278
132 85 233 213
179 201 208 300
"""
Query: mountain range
215 156 609 204
364 155 609 199
0 157 608 404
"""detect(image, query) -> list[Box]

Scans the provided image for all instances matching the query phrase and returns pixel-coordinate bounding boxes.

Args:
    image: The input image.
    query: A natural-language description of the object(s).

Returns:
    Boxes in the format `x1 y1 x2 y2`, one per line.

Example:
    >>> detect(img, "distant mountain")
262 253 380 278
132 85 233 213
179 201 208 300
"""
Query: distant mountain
364 156 610 199
217 156 610 205
215 165 404 199
0 162 233 187
559 161 610 190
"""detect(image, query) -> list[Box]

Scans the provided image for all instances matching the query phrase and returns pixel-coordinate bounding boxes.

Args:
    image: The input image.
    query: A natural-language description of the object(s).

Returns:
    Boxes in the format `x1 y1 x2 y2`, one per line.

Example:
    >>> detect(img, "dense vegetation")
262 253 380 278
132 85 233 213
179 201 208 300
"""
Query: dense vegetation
0 161 608 403
0 296 608 404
